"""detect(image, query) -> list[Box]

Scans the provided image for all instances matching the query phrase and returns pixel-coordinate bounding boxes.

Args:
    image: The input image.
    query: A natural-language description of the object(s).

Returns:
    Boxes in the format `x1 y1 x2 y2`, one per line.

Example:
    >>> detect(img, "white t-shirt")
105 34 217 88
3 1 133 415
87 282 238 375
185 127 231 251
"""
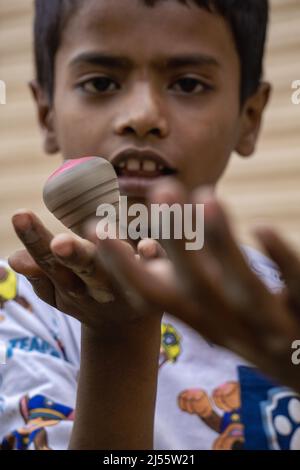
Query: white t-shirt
0 247 299 450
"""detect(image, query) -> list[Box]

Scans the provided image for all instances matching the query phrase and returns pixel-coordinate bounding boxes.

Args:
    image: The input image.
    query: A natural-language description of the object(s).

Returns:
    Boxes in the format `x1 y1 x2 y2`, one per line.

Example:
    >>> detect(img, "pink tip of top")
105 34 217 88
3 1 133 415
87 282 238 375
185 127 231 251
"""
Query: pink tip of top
48 156 96 181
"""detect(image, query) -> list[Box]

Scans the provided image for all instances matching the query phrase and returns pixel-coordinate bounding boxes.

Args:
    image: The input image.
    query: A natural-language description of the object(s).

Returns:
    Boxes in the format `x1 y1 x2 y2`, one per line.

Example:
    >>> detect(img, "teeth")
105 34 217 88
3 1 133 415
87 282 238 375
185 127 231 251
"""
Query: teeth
117 158 168 173
142 160 157 172
127 159 141 171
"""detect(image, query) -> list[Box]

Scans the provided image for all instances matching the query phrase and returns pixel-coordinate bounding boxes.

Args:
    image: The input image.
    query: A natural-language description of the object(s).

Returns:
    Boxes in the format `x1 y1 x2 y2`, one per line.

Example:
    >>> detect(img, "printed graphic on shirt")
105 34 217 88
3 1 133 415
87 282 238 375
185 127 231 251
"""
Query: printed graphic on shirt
0 266 32 312
0 266 68 361
5 336 65 361
178 366 300 450
0 394 74 450
159 323 182 368
178 381 244 450
51 333 68 362
239 366 300 450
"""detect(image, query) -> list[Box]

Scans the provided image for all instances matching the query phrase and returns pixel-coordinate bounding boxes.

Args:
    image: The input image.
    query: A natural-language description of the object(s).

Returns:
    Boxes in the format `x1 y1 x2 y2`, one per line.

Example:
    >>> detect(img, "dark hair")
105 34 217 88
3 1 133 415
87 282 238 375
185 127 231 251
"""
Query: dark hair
34 0 269 104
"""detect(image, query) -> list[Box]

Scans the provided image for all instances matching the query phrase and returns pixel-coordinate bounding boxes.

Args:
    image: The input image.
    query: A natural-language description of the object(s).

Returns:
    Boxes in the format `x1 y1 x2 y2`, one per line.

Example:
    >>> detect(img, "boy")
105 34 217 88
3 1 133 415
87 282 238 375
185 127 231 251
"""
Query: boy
1 0 299 450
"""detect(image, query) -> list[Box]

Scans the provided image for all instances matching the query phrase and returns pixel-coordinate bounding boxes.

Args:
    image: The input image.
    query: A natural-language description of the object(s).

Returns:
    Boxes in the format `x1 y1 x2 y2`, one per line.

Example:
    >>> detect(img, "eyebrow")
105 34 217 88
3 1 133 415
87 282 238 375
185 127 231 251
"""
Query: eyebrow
69 52 221 70
70 53 132 69
165 54 220 69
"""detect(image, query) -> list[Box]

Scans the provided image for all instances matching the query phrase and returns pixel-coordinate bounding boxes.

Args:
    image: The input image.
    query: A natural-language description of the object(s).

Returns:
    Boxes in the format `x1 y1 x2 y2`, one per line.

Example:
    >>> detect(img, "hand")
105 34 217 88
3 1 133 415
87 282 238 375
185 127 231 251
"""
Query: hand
99 180 300 392
8 210 163 331
178 389 213 418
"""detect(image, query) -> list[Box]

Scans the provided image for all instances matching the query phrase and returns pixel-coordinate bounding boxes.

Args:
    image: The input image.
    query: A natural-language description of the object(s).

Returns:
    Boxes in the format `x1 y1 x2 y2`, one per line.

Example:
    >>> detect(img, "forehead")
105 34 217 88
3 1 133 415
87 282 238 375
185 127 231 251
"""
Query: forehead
58 0 238 70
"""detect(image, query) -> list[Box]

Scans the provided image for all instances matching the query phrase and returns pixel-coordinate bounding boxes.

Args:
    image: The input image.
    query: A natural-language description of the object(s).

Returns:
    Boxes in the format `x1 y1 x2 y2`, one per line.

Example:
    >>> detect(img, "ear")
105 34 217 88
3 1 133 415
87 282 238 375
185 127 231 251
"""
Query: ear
235 82 271 157
29 80 59 155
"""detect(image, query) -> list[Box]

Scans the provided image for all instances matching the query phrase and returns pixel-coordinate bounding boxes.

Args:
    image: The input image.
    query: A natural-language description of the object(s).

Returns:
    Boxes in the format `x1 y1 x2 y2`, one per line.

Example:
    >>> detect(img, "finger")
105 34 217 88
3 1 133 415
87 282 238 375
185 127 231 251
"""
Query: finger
201 192 265 292
197 192 296 336
51 233 115 303
148 180 223 309
137 238 168 260
98 237 238 346
148 180 255 345
26 275 56 307
254 227 300 314
96 237 156 313
8 250 56 306
8 249 44 278
12 210 56 270
148 181 289 346
97 240 191 316
195 190 271 315
83 218 136 256
84 221 139 304
12 211 85 297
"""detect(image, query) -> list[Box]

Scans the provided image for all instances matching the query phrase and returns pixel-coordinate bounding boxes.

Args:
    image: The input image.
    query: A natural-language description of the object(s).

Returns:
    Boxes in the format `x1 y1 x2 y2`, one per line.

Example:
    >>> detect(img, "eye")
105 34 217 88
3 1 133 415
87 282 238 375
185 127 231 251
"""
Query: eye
78 77 120 94
170 77 209 94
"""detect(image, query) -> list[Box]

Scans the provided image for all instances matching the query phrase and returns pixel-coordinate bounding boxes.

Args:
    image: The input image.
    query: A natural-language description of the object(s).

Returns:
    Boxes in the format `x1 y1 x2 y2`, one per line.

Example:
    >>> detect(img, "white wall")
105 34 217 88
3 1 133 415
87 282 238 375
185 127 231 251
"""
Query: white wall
0 0 299 257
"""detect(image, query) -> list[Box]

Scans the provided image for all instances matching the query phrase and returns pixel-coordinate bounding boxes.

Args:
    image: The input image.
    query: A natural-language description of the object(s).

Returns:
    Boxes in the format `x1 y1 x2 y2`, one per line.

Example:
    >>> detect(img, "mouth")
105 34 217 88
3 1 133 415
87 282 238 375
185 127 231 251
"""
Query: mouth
111 148 178 197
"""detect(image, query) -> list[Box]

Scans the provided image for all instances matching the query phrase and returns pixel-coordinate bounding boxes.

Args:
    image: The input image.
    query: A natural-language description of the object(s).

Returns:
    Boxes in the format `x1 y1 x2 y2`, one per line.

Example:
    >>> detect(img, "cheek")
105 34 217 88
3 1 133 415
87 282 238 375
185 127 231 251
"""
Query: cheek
178 110 239 188
53 93 110 158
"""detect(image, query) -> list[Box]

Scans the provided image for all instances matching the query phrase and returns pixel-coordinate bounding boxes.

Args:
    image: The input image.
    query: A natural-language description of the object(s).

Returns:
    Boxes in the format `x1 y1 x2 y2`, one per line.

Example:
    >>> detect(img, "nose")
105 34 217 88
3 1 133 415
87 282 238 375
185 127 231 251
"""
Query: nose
113 82 169 139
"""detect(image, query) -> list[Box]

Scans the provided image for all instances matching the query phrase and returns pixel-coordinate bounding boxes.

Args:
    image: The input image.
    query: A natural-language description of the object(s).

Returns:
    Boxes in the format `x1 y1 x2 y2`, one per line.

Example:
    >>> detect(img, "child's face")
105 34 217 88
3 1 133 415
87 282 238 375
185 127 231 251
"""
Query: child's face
34 0 269 202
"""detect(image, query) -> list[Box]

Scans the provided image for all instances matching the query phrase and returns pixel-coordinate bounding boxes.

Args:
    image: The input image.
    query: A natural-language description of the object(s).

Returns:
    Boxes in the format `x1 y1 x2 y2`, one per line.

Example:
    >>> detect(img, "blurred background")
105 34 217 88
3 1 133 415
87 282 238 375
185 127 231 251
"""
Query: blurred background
0 0 299 258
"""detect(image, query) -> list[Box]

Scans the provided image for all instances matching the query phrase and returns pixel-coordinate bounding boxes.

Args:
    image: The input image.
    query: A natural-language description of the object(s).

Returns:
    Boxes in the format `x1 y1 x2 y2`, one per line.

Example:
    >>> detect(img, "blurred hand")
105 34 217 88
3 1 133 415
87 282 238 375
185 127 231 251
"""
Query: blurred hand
98 180 300 392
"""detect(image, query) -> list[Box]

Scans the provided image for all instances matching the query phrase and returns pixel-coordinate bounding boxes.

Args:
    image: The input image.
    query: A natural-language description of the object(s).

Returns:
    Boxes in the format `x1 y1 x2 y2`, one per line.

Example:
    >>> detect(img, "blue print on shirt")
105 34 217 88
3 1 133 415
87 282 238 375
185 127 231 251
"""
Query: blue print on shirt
238 366 300 450
6 336 61 359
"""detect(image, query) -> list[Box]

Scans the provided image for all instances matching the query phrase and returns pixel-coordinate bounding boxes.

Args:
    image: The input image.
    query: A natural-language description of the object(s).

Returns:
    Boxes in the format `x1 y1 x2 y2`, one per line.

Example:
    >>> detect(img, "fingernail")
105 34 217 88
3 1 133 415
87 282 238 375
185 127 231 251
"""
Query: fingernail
13 213 32 232
13 213 39 244
53 243 74 259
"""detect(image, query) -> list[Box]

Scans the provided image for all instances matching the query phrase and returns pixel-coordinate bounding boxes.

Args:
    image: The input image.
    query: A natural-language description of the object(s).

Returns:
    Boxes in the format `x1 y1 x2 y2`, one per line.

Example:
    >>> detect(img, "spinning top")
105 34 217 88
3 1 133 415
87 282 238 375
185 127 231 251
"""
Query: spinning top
43 157 120 236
